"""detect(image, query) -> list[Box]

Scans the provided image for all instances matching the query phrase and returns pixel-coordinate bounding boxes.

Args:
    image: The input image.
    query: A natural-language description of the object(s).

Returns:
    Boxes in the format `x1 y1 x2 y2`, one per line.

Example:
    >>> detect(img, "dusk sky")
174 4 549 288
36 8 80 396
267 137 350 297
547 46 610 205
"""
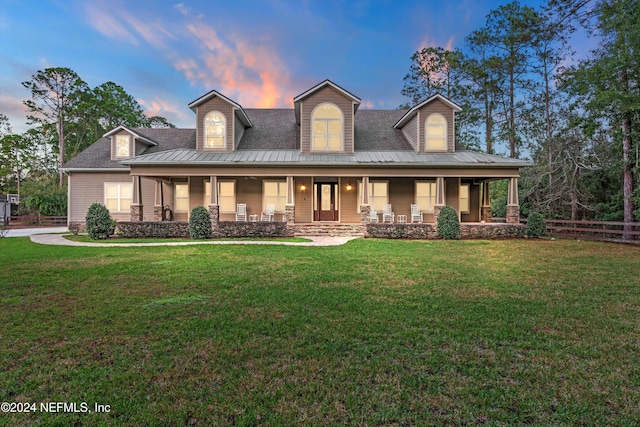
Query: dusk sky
1 0 591 134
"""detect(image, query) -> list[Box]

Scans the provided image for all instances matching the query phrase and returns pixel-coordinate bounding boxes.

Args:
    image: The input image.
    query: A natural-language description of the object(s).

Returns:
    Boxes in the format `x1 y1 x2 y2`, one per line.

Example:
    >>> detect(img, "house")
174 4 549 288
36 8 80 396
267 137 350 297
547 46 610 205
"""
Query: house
62 80 528 237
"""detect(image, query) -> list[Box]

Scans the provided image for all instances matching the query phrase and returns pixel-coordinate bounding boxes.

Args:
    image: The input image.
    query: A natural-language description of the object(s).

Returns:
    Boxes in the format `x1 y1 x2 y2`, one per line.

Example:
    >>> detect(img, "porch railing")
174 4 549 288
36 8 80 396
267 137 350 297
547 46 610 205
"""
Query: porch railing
4 215 68 228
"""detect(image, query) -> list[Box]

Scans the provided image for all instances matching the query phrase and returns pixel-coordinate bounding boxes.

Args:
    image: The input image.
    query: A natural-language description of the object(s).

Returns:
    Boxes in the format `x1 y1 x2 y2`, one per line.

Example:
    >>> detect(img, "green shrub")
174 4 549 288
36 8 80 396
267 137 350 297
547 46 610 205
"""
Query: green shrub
437 205 460 240
85 203 115 240
526 212 547 238
189 206 212 240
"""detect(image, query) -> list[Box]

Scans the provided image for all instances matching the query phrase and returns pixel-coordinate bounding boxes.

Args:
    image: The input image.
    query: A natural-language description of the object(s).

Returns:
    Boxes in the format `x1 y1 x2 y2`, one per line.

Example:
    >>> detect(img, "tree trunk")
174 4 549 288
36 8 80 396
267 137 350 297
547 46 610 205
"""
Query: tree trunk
58 113 64 187
622 113 634 240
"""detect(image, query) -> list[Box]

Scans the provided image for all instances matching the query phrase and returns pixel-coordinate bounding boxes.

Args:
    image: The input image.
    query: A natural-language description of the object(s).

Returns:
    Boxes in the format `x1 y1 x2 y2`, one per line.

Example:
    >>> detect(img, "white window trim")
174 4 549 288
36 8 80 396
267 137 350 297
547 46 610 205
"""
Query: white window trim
174 182 189 213
459 183 470 214
311 102 344 152
115 135 130 158
204 110 226 149
263 180 287 213
104 182 133 212
415 180 437 212
425 113 447 152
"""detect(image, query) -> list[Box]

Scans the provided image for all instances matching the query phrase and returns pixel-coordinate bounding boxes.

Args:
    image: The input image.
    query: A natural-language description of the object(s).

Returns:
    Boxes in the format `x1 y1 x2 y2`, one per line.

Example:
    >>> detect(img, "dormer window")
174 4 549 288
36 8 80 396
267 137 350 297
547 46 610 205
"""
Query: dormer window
116 135 130 157
312 103 343 151
426 113 446 151
204 111 226 148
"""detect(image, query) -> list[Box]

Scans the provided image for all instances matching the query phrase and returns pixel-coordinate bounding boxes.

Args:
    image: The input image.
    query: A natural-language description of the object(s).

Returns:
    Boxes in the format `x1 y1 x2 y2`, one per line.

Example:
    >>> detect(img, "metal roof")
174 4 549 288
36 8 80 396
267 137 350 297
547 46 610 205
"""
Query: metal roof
122 148 530 168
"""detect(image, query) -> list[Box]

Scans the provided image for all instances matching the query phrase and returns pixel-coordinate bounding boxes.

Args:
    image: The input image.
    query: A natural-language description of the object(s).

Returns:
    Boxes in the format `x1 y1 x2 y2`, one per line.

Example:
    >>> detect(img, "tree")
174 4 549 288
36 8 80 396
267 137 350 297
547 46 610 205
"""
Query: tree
22 67 88 187
560 0 639 236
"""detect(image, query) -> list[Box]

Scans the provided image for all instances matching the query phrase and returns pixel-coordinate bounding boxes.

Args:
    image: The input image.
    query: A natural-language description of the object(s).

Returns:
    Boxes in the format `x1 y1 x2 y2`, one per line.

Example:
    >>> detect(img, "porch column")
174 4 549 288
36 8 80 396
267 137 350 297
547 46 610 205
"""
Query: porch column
360 176 371 224
153 180 163 221
506 177 520 224
433 177 445 225
481 181 492 223
208 176 219 233
285 176 295 226
130 175 143 222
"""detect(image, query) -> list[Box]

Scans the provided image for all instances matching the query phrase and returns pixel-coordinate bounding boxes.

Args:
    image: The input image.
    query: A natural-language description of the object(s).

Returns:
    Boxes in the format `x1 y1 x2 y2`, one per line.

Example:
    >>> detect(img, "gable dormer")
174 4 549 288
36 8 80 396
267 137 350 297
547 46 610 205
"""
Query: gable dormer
293 80 361 154
188 90 252 152
393 94 462 153
104 126 157 161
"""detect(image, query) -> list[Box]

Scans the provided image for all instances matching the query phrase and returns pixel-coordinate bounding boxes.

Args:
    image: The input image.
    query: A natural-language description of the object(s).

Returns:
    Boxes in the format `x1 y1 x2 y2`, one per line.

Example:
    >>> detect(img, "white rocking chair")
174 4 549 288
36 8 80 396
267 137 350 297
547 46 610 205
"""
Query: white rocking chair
382 204 395 223
261 204 275 222
369 210 379 223
235 203 247 222
411 204 423 223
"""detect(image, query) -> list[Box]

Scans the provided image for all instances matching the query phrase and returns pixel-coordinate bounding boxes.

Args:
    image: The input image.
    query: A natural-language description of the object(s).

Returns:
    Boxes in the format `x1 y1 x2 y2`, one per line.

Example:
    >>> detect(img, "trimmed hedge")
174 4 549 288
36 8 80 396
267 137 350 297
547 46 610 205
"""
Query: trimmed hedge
366 223 435 239
217 221 291 238
117 221 190 238
189 206 212 239
85 203 115 240
437 205 460 240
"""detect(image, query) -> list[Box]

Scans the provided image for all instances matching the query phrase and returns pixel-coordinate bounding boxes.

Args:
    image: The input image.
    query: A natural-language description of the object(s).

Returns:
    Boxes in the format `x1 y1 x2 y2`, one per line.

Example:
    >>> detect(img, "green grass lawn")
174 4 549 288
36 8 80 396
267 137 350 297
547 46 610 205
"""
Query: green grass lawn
1 237 639 426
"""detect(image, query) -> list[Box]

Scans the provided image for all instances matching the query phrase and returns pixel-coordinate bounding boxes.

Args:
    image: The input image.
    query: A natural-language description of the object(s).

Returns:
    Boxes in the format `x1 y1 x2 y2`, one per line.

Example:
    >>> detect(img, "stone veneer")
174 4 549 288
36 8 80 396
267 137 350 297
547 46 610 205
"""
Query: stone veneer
481 206 492 223
360 205 371 224
285 205 295 226
208 204 220 234
130 204 143 222
153 205 163 222
506 205 520 224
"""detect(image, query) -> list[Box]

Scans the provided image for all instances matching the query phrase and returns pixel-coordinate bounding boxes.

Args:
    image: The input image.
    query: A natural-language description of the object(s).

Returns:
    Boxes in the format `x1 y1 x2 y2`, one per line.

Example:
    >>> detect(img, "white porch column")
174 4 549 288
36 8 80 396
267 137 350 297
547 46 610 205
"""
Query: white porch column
506 177 520 223
285 176 295 226
360 176 371 224
286 176 294 206
209 176 219 231
153 180 163 221
130 175 143 222
435 177 445 206
481 181 492 223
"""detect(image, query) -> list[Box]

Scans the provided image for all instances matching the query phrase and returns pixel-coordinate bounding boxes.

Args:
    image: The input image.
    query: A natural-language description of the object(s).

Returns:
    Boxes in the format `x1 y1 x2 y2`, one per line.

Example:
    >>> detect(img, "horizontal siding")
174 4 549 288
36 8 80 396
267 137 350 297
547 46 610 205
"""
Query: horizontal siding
339 179 359 224
295 178 313 223
418 99 456 152
445 177 459 213
69 172 131 222
300 86 354 154
401 114 418 151
461 183 481 222
196 97 235 152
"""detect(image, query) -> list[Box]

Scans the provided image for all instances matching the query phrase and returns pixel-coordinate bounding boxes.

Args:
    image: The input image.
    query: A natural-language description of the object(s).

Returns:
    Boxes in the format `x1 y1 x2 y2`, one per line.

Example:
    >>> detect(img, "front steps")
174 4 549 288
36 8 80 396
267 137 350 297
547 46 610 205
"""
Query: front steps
292 223 365 237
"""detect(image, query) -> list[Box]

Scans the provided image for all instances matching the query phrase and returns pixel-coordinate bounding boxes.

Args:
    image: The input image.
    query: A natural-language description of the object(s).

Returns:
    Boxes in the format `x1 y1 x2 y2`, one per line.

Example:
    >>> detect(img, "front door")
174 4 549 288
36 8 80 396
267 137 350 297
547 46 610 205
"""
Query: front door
315 183 338 221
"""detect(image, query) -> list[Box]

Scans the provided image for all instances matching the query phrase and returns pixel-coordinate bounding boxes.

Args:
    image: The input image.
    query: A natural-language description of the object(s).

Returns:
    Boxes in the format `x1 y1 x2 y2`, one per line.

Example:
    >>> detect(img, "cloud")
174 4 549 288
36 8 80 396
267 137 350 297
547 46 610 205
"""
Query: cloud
0 90 30 134
174 3 190 16
360 100 375 109
418 36 456 52
177 21 294 108
137 96 192 128
83 3 139 45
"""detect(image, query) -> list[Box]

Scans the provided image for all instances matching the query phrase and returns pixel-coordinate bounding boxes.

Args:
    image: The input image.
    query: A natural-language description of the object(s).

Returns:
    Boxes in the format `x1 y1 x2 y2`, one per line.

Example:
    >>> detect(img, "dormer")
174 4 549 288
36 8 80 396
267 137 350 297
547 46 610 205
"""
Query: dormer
104 126 157 161
188 90 252 152
293 80 361 154
393 94 462 153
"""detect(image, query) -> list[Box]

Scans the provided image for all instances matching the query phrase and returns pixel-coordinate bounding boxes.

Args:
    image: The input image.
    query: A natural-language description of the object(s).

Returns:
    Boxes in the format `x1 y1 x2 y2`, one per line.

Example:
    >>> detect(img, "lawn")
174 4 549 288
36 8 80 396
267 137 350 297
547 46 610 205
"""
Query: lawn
1 237 639 426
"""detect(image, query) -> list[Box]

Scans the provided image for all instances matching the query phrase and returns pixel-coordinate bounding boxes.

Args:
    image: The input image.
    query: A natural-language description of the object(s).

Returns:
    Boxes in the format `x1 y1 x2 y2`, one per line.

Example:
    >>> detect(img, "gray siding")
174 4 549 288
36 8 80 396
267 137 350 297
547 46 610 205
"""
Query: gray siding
401 114 419 151
300 86 354 154
418 99 456 152
196 97 235 152
234 114 245 150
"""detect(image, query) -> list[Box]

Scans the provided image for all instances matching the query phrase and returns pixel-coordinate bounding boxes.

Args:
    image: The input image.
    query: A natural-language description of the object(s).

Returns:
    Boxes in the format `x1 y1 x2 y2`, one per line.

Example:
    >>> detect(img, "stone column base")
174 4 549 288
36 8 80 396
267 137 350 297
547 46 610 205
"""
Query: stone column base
506 205 520 224
130 204 143 222
208 204 220 233
285 205 295 226
154 205 163 222
433 205 444 229
360 205 371 224
481 206 492 223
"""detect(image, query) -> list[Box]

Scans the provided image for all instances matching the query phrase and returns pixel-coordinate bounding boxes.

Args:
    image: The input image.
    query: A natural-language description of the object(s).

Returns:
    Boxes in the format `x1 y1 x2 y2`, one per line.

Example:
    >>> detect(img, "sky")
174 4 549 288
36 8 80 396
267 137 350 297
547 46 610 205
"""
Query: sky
0 0 591 134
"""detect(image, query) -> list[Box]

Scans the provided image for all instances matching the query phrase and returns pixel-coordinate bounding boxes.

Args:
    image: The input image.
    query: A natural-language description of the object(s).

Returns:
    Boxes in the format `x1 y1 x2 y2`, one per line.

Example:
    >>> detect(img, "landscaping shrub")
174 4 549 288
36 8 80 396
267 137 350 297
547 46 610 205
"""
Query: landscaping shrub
437 205 460 240
526 212 547 237
189 206 212 239
85 203 115 240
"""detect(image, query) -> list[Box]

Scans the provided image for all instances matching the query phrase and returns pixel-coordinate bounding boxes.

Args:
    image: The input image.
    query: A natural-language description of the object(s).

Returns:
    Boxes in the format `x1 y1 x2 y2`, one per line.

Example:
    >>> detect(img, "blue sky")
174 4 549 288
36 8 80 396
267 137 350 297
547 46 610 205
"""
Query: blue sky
1 0 588 134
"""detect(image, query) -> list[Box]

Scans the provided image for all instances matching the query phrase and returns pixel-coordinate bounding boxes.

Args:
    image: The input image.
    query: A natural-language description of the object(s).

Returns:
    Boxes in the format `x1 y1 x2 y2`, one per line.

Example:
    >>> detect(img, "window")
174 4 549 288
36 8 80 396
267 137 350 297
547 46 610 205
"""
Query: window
175 183 189 212
459 183 470 213
425 113 446 151
205 180 236 212
415 181 437 212
204 111 226 148
312 103 343 151
104 183 132 212
357 180 389 212
263 181 287 212
116 135 130 157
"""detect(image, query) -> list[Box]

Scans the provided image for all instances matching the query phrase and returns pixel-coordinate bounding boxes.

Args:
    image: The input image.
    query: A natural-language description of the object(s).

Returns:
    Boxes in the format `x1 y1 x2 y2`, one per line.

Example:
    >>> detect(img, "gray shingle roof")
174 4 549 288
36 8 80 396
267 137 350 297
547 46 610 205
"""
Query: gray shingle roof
63 109 529 170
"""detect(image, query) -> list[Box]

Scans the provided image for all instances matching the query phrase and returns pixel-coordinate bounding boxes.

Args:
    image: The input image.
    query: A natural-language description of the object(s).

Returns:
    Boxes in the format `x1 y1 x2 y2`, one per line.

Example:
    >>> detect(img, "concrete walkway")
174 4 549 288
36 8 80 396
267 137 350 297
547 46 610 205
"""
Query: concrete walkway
4 227 69 237
29 232 359 247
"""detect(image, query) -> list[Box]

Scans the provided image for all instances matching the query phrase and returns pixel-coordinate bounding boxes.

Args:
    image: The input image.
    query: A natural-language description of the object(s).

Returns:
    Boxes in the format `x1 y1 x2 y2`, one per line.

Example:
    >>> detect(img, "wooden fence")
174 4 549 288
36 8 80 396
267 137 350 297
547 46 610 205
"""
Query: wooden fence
493 217 640 244
3 215 68 228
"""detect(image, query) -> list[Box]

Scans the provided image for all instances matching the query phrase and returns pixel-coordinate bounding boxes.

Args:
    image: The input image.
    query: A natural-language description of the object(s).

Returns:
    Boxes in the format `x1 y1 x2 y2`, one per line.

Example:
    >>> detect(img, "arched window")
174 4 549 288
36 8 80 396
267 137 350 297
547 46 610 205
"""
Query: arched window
312 103 343 151
204 111 226 148
425 113 446 151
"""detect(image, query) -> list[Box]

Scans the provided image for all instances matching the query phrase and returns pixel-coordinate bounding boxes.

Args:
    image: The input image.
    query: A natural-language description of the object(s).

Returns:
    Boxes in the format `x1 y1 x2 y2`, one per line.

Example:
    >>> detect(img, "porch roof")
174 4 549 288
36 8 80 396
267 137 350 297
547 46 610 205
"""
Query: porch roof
121 148 530 168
